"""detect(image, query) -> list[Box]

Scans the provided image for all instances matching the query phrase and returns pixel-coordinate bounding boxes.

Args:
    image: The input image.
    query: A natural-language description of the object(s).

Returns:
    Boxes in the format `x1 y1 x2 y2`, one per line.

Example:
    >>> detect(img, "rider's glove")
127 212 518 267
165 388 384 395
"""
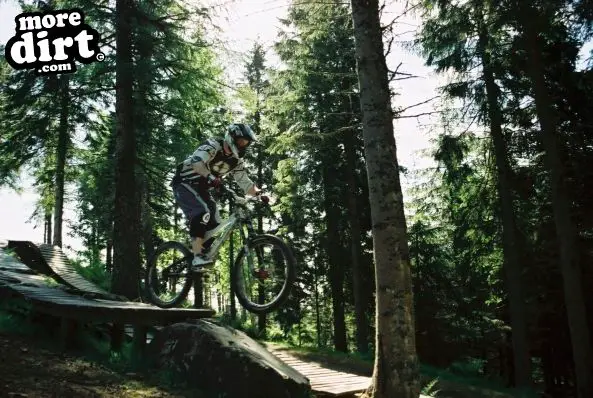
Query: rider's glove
208 174 222 188
259 193 270 205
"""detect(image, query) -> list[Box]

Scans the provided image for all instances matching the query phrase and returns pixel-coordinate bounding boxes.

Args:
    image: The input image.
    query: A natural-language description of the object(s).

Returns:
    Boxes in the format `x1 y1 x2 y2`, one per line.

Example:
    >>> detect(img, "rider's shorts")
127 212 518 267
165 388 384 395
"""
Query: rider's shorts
173 182 220 231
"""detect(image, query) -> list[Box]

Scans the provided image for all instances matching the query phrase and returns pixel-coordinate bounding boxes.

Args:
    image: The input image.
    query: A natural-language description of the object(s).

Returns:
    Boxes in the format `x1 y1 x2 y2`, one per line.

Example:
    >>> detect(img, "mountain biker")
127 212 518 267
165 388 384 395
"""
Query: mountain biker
171 123 269 272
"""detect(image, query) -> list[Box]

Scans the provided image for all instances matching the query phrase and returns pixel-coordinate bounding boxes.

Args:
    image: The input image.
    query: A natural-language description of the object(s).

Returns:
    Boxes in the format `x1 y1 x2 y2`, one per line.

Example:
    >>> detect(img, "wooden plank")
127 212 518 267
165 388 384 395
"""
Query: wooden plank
289 366 324 372
0 269 215 325
310 380 367 390
312 386 367 395
37 244 109 295
312 382 369 390
5 241 54 276
265 346 374 397
0 250 37 274
309 375 370 385
307 373 367 381
3 290 214 325
0 255 217 362
319 387 367 397
291 368 342 376
312 378 370 388
6 241 118 299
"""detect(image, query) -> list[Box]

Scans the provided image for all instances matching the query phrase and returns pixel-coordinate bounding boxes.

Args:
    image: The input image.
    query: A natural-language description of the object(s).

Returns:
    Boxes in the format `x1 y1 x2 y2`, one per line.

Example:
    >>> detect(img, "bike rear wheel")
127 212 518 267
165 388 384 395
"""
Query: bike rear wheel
146 241 193 308
231 234 296 314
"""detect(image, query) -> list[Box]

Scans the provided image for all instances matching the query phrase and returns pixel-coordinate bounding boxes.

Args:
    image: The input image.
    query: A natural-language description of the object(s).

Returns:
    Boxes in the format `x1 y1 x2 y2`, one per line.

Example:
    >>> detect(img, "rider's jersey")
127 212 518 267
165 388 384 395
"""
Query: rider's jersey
174 137 255 194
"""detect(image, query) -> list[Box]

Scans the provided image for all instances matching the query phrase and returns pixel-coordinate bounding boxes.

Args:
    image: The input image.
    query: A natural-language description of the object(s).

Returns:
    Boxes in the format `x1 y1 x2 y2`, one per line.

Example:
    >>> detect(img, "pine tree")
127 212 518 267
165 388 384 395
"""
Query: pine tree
350 0 420 395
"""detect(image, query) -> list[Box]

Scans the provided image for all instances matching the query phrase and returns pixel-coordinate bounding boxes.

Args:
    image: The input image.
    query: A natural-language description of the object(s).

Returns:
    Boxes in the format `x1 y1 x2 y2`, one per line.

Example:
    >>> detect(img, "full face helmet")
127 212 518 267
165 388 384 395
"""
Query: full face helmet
224 123 257 158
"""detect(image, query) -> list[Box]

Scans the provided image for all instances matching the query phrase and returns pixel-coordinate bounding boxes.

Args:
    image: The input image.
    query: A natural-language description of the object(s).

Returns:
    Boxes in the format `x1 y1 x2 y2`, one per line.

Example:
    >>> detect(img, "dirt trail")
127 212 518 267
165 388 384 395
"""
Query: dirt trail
0 332 200 398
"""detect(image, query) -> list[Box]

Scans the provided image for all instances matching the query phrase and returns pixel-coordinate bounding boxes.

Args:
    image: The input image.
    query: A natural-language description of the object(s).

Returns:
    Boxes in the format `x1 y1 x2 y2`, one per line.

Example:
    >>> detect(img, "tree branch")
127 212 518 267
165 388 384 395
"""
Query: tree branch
74 86 116 96
384 35 395 58
396 95 440 113
394 111 441 119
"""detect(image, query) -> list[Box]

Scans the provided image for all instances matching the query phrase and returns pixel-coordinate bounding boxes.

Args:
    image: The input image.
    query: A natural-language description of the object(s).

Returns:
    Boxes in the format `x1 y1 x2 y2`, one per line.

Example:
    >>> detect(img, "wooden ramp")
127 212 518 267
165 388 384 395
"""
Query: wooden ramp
0 248 215 356
0 249 214 324
6 240 114 298
266 345 433 398
0 245 35 275
4 240 54 276
266 344 371 397
37 243 113 296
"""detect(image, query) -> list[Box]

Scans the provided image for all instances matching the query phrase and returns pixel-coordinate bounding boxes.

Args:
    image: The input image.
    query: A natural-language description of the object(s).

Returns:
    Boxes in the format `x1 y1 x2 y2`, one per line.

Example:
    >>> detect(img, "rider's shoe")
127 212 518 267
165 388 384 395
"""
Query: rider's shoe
192 254 214 273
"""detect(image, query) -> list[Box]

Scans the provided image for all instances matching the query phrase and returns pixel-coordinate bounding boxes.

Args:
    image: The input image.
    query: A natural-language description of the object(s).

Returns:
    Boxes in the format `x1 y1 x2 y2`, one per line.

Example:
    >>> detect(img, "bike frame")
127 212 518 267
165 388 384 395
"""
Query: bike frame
203 213 241 260
200 189 258 263
146 186 291 311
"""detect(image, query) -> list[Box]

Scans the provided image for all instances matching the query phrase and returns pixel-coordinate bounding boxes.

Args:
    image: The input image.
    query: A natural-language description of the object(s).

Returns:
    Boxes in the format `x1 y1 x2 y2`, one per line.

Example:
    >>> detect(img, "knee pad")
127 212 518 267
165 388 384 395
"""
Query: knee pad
189 212 210 238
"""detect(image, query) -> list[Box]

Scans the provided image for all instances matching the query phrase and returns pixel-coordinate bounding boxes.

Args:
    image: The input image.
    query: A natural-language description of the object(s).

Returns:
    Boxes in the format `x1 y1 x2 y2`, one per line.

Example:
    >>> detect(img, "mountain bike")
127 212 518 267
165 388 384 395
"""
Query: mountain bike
144 184 296 315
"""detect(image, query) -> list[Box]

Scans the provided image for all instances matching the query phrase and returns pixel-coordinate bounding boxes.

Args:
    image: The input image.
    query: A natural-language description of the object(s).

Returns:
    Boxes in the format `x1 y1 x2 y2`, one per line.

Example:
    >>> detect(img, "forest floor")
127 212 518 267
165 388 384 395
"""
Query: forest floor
0 310 527 398
0 313 208 398
266 342 526 398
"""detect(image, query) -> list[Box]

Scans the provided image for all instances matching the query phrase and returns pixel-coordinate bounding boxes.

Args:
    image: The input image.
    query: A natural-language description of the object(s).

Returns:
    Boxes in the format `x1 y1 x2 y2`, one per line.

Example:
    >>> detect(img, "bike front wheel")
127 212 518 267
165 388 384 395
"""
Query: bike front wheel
231 234 296 314
146 241 193 308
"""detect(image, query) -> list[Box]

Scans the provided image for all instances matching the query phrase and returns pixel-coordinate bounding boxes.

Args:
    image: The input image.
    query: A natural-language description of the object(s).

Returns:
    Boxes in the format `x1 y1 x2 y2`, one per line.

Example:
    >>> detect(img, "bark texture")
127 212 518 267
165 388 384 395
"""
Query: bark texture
350 0 420 396
345 129 369 354
52 75 70 248
322 164 348 353
521 10 593 396
477 21 532 387
111 0 142 300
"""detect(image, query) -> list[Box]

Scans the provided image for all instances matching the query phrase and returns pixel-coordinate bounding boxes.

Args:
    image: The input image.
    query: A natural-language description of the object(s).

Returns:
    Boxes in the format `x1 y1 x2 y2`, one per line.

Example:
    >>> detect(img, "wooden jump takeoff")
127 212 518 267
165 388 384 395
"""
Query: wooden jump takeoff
0 241 213 358
0 240 409 397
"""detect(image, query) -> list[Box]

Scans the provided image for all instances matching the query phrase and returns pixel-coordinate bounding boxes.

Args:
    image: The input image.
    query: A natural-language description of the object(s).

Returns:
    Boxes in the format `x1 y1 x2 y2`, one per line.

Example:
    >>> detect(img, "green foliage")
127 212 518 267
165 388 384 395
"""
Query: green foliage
421 378 441 397
216 312 267 340
408 129 504 368
0 310 38 335
2 0 591 393
70 257 112 291
449 358 488 378
414 0 593 393
264 0 374 353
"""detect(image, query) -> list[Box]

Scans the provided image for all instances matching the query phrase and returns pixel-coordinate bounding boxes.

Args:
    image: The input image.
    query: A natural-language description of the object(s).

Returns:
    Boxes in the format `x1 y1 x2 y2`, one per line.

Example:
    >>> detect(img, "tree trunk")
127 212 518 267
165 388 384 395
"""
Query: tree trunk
140 176 156 262
194 276 204 308
521 8 593 398
344 129 368 354
134 6 154 266
45 212 52 245
111 0 142 300
350 0 420 396
106 238 113 273
174 202 179 230
229 227 237 320
478 23 532 388
52 75 70 248
322 164 348 353
92 219 100 264
314 259 322 348
255 106 266 336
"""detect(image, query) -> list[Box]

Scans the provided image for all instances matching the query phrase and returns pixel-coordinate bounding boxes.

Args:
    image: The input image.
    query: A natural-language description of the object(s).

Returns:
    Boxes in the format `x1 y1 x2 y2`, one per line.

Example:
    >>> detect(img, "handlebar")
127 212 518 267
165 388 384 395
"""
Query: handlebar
212 184 284 229
211 184 268 208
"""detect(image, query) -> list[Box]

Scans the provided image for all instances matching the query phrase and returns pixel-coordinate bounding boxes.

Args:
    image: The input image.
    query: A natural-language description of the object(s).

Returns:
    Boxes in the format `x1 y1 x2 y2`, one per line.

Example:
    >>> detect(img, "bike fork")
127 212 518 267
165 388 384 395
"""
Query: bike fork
241 240 266 277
